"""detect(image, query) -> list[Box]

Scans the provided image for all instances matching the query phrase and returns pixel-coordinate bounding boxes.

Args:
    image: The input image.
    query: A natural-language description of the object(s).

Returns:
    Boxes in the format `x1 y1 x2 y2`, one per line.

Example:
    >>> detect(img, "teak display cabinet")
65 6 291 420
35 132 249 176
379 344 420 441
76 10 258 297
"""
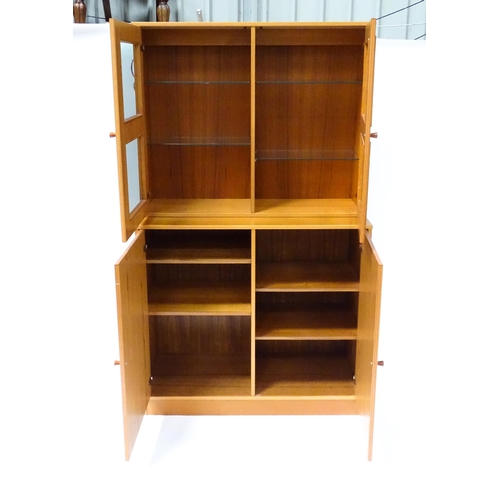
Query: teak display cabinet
110 19 382 461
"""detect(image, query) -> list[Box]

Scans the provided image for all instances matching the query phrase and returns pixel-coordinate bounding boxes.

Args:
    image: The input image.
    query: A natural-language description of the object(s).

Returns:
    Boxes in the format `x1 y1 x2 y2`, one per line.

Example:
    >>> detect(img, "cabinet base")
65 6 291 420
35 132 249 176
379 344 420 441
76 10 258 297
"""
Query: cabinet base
147 397 357 415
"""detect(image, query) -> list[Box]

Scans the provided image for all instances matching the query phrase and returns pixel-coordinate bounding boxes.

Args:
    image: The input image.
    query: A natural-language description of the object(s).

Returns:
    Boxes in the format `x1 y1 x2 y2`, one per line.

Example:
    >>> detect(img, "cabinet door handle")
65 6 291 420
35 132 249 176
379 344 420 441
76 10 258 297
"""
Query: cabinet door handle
377 360 384 366
110 132 116 138
114 360 120 366
370 132 378 139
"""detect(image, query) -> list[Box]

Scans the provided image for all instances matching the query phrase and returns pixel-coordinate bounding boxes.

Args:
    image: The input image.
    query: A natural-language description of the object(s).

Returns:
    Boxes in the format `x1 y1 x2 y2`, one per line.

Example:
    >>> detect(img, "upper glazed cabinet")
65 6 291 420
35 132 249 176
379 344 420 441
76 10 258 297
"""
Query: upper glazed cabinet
110 20 381 461
111 20 376 243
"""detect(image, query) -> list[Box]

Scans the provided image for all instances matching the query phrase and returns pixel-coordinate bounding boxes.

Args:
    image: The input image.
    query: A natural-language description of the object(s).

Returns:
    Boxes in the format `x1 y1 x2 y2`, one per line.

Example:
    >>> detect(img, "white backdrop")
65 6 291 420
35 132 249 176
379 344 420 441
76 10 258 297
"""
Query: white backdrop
1 16 499 499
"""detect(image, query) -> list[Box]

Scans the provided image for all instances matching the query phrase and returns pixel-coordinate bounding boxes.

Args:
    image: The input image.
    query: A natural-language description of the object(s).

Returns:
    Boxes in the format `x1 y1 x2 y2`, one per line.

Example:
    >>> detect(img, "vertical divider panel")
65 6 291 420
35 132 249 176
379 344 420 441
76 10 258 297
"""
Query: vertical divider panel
250 27 256 214
251 229 256 395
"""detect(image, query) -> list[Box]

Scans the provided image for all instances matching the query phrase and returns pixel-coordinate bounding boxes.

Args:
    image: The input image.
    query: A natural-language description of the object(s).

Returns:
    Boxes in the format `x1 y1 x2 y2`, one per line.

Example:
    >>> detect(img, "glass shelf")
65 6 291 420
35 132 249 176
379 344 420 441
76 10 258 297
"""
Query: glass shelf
256 80 362 85
150 137 251 146
256 150 358 161
147 80 359 85
147 80 251 85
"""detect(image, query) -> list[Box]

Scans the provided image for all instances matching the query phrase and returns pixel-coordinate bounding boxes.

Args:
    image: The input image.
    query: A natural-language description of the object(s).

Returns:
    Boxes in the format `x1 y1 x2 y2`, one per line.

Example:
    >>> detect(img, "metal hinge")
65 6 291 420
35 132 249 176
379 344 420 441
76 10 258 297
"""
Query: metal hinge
140 44 145 52
143 244 148 252
353 374 356 385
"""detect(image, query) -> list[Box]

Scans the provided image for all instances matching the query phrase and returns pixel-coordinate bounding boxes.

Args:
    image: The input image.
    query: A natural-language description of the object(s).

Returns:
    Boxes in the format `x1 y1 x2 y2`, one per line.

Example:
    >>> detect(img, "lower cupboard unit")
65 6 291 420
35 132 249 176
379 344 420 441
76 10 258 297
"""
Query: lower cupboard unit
115 226 382 460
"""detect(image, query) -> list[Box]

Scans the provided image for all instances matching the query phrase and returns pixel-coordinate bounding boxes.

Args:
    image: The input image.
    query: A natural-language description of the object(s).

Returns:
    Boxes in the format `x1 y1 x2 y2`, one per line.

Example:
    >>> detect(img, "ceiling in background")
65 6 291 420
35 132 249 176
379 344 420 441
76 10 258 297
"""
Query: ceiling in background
80 0 426 40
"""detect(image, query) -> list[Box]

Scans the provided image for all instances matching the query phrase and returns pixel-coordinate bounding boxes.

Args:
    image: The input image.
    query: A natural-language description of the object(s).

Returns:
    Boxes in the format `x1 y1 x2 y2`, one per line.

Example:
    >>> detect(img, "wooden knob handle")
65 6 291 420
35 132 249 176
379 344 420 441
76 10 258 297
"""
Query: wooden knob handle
370 132 378 139
377 360 384 366
114 360 120 365
110 132 116 138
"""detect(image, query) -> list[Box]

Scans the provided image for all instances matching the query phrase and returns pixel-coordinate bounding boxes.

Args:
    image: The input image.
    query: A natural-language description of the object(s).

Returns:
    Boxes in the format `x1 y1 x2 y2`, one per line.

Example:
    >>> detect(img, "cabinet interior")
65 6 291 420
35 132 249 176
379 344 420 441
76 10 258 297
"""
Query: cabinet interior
139 26 366 218
145 228 360 399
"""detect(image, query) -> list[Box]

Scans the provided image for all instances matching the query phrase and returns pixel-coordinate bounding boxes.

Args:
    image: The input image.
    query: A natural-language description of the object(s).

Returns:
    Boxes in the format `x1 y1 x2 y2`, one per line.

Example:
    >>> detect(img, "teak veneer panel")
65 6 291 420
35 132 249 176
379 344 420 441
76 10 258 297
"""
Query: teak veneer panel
114 231 150 461
141 216 359 230
146 229 251 263
255 27 365 46
148 146 251 199
146 198 358 217
147 397 357 415
256 306 357 340
255 160 356 199
146 247 251 264
151 375 251 397
256 83 360 154
255 355 354 397
355 232 383 460
256 262 359 291
148 283 251 316
142 27 251 46
144 45 251 82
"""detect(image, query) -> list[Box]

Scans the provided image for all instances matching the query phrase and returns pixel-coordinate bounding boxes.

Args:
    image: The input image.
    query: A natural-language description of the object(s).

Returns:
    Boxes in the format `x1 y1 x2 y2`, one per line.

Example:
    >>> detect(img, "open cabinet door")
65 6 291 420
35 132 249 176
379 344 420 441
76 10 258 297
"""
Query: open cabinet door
356 20 376 244
110 19 150 242
115 230 150 460
355 231 382 460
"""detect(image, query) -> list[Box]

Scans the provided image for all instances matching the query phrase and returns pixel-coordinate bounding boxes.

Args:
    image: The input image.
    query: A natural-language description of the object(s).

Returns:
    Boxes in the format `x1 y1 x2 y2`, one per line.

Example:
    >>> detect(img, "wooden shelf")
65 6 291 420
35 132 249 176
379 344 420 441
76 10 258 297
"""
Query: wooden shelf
149 137 250 146
149 199 252 217
151 354 250 397
151 375 251 397
149 283 251 315
148 198 358 218
256 305 357 340
147 248 251 264
147 81 251 85
254 199 357 217
256 355 354 397
256 262 359 292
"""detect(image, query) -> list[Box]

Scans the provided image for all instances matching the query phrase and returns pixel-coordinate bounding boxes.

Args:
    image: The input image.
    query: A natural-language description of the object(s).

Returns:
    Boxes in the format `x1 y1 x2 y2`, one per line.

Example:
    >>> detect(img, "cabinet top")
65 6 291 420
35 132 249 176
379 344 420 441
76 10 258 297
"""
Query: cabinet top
131 21 374 29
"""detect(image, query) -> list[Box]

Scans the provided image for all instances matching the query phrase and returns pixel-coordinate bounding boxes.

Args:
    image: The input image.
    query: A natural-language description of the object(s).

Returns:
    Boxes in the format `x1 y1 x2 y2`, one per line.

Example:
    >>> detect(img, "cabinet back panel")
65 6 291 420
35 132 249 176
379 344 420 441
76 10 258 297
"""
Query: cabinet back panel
256 83 360 152
145 45 250 82
257 340 354 358
143 28 251 47
256 291 356 307
256 229 355 262
149 145 250 198
146 230 251 251
256 45 362 82
150 316 251 378
147 84 250 143
150 316 251 356
148 263 251 285
255 28 365 46
255 160 355 199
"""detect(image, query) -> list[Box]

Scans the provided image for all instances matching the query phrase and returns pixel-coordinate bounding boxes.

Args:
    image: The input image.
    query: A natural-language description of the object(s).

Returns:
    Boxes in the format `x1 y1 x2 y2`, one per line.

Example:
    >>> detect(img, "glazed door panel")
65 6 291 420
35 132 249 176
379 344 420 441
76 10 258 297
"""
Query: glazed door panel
110 19 150 241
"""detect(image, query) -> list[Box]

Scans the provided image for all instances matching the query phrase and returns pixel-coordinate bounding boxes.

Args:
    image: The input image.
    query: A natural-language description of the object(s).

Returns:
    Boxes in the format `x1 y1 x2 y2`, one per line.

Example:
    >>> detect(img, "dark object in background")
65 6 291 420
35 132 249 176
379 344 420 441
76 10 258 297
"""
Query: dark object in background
157 1 170 22
73 0 87 23
102 0 112 21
